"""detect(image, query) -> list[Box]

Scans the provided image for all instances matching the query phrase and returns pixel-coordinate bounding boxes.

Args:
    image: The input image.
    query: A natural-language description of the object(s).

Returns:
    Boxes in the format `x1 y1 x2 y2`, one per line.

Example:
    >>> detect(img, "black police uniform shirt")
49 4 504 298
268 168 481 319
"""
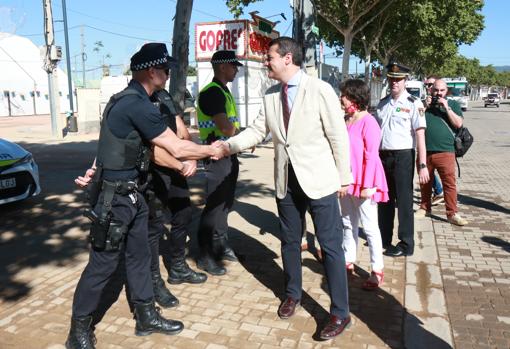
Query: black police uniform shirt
198 77 229 116
150 89 178 133
103 80 167 181
149 89 180 176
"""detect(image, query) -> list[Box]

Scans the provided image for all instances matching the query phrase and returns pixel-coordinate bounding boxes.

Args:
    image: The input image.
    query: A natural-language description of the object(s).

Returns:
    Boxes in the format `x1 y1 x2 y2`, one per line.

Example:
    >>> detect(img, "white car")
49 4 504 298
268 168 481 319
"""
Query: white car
447 88 469 111
0 139 41 205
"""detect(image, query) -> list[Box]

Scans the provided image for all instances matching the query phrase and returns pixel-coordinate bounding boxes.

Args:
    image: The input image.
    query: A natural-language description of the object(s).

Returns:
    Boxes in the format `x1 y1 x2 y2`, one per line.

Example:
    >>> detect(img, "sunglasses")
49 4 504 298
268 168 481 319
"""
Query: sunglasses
153 65 170 75
425 83 434 87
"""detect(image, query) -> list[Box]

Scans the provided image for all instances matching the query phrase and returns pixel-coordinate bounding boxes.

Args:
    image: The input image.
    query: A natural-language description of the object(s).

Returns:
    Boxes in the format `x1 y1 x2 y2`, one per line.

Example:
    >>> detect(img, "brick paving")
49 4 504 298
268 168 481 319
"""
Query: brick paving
0 101 509 348
425 102 510 349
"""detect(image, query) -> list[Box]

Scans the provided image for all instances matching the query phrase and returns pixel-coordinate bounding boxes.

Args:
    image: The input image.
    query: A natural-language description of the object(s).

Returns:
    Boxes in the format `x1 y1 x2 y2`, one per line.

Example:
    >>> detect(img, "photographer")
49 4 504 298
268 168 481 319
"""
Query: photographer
423 76 444 206
415 79 468 226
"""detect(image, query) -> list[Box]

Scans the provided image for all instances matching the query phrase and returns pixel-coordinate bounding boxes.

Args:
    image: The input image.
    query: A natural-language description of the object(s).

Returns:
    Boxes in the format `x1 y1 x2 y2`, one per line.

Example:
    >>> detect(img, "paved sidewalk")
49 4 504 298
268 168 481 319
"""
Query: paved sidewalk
0 101 509 348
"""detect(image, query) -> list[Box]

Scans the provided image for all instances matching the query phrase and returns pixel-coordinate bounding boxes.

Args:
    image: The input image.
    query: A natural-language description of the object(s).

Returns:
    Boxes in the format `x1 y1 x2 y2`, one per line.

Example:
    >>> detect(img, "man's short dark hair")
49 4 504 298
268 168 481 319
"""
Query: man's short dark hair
426 75 441 80
268 37 303 67
339 79 370 111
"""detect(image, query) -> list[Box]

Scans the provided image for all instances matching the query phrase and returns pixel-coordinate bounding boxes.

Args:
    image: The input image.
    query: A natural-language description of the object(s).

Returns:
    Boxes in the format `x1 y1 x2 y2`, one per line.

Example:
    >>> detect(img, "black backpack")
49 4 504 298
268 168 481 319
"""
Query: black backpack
438 117 474 177
453 126 474 158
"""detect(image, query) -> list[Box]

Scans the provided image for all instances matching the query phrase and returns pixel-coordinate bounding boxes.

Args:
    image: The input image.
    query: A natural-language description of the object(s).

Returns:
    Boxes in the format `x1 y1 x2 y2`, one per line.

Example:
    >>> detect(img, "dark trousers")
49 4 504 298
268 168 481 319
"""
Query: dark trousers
72 192 153 318
197 155 239 254
148 169 192 273
276 165 349 318
378 149 415 254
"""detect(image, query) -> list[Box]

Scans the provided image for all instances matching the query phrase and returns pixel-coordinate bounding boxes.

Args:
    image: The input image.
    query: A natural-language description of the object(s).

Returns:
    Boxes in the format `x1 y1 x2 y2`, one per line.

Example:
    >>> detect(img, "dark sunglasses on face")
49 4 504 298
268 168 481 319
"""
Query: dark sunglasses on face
153 65 170 75
425 83 434 87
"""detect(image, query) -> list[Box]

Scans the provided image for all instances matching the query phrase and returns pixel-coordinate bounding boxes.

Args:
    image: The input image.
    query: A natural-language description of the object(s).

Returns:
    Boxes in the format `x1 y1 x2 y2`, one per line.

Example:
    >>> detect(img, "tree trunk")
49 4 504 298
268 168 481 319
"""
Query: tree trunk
169 0 193 114
341 32 353 80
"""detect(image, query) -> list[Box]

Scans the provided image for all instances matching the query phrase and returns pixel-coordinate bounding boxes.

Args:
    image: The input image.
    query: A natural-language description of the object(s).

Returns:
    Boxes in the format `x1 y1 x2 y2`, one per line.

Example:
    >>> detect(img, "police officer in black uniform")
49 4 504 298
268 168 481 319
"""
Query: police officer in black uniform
66 43 223 349
146 89 207 309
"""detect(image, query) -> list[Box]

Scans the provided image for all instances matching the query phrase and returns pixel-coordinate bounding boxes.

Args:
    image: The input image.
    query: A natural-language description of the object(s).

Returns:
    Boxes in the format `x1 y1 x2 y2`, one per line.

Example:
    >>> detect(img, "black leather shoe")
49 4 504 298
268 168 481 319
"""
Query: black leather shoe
134 302 183 336
277 297 300 319
168 259 207 284
319 315 351 340
196 255 227 276
220 246 238 262
65 316 96 349
152 274 179 308
383 245 410 257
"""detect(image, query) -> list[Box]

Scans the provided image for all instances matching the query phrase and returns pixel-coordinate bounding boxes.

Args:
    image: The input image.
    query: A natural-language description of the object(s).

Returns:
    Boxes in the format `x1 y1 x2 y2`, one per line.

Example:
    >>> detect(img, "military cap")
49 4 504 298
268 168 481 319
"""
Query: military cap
210 50 243 66
386 62 411 78
130 43 177 71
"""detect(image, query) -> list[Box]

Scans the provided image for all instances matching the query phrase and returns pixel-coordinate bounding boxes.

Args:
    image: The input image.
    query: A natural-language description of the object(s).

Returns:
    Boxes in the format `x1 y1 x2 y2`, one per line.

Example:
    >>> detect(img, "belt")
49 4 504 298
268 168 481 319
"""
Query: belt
102 179 138 195
380 149 413 154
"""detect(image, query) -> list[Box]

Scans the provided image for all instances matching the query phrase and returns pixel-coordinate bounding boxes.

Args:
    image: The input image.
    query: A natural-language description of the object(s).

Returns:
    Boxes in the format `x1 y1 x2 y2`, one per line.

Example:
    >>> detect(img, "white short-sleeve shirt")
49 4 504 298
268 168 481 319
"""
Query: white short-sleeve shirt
375 91 426 150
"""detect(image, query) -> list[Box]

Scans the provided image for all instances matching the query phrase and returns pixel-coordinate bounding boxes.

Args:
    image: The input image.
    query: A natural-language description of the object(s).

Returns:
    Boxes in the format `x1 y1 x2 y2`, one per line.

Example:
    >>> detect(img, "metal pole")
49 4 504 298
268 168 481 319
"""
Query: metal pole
33 82 37 114
81 25 86 88
61 0 77 131
43 0 63 139
48 74 58 136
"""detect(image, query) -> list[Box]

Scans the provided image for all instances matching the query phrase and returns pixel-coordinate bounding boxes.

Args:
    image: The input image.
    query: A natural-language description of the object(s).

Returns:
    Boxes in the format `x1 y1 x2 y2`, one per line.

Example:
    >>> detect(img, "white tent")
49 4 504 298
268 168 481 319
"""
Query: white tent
0 32 73 116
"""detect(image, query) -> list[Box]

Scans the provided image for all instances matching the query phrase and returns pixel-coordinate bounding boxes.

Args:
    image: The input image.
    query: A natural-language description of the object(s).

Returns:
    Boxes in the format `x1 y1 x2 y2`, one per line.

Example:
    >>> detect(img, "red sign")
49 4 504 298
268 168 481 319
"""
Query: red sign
195 20 279 62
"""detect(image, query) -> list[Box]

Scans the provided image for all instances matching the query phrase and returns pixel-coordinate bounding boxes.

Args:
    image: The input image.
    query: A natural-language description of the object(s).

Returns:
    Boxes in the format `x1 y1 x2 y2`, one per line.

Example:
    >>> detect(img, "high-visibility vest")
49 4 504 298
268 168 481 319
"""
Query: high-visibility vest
197 82 239 143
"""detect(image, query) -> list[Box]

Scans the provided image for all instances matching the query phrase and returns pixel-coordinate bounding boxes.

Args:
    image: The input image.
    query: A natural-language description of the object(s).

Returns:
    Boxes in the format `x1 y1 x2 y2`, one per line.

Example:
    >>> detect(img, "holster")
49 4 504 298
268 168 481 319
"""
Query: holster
84 180 133 252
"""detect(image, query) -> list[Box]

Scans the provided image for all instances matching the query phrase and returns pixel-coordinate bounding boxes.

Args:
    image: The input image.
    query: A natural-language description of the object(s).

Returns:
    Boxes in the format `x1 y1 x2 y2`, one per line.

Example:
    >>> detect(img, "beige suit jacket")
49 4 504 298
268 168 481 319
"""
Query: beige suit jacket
227 73 352 200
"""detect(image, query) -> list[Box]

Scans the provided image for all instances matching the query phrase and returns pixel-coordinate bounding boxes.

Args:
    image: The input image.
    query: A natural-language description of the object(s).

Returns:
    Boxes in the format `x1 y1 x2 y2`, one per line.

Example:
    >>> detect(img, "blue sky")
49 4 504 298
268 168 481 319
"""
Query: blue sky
1 0 508 80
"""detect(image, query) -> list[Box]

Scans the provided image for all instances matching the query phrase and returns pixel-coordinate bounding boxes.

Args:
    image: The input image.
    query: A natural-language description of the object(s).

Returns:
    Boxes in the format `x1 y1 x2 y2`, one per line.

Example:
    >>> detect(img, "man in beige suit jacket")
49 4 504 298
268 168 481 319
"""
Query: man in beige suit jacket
224 37 353 340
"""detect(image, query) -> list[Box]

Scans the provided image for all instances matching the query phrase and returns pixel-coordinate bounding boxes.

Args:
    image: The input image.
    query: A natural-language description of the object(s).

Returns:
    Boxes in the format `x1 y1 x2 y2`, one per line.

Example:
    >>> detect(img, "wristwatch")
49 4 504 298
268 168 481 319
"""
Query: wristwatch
418 163 427 170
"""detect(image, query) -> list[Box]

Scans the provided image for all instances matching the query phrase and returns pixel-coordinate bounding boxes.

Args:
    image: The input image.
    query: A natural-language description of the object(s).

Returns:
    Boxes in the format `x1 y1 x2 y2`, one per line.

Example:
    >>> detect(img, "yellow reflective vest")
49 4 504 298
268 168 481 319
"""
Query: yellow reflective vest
197 82 239 143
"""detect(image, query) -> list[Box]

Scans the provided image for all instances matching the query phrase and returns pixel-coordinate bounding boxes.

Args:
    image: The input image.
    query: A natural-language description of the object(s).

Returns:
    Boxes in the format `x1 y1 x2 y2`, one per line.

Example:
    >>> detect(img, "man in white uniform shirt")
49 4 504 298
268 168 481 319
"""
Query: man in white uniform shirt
375 62 429 257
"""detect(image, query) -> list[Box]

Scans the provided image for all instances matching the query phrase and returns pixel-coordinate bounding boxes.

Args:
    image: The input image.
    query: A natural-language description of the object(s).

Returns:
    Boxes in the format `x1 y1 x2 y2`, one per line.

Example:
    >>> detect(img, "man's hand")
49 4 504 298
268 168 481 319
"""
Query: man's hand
418 168 430 185
75 167 95 188
425 95 432 107
180 160 197 178
210 140 230 160
337 185 349 198
439 96 449 109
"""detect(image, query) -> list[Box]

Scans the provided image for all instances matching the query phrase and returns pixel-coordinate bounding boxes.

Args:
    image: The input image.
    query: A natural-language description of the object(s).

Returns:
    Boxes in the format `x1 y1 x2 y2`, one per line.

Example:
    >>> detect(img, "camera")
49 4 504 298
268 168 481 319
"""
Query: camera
430 96 440 106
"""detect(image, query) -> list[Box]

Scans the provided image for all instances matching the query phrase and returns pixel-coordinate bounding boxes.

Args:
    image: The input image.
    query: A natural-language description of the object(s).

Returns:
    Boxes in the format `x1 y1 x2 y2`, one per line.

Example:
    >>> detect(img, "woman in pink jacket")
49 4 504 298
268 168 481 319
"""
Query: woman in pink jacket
339 79 389 290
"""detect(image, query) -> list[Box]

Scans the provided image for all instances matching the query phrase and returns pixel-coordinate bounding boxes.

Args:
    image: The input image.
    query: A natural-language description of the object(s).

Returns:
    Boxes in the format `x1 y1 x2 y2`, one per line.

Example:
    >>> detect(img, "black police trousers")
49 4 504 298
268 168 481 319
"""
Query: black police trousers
378 149 415 254
197 155 239 254
72 191 153 318
147 169 192 272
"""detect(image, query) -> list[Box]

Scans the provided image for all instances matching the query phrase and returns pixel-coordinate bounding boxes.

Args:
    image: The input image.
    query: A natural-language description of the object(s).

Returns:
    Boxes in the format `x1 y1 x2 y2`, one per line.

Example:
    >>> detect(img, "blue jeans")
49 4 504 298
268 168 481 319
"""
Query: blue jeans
432 173 443 196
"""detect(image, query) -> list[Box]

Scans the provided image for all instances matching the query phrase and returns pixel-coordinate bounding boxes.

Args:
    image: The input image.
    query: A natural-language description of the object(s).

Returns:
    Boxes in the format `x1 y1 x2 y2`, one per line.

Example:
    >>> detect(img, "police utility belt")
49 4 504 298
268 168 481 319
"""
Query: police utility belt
84 178 139 252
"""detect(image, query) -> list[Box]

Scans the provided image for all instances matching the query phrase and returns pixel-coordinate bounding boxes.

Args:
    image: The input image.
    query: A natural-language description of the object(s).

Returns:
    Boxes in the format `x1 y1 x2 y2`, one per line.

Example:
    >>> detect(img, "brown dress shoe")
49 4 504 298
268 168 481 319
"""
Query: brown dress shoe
319 315 351 340
277 297 300 319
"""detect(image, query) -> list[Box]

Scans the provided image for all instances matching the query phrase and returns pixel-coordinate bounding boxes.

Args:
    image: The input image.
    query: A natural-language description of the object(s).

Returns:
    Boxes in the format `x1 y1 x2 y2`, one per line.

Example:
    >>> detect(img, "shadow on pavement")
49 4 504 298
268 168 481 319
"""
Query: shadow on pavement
229 227 331 339
481 236 510 253
0 140 96 302
458 193 510 215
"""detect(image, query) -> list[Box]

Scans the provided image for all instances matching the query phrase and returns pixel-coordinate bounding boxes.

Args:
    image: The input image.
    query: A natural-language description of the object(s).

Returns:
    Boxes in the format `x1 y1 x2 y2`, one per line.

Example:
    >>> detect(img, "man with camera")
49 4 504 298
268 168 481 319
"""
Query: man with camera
423 75 445 206
415 79 468 226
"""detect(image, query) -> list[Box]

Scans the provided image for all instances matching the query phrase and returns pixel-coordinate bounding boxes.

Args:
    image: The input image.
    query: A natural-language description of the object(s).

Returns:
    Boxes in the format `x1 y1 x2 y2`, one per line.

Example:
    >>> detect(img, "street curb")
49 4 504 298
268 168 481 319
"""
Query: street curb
403 215 454 349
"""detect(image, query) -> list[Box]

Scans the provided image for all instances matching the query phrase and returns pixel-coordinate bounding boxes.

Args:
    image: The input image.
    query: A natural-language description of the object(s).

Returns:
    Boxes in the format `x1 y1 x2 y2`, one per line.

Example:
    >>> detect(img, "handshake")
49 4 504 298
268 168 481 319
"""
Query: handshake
210 140 231 160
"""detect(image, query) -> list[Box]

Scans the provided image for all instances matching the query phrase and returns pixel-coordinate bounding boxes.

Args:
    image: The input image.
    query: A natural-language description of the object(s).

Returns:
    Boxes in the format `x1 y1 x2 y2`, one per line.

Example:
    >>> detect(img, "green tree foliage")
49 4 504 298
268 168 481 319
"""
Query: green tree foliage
225 0 263 18
226 0 484 80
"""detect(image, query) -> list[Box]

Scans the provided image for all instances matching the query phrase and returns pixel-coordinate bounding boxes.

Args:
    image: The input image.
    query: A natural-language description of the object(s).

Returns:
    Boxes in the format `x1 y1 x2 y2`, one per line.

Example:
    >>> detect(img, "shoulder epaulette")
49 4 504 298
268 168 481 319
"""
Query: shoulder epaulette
407 95 417 102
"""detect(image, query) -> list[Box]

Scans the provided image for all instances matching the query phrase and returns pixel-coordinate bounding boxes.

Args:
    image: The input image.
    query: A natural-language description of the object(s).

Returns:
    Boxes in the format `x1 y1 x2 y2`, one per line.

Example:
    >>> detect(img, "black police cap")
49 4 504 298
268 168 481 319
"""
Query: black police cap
210 50 243 66
386 62 411 78
130 43 177 71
